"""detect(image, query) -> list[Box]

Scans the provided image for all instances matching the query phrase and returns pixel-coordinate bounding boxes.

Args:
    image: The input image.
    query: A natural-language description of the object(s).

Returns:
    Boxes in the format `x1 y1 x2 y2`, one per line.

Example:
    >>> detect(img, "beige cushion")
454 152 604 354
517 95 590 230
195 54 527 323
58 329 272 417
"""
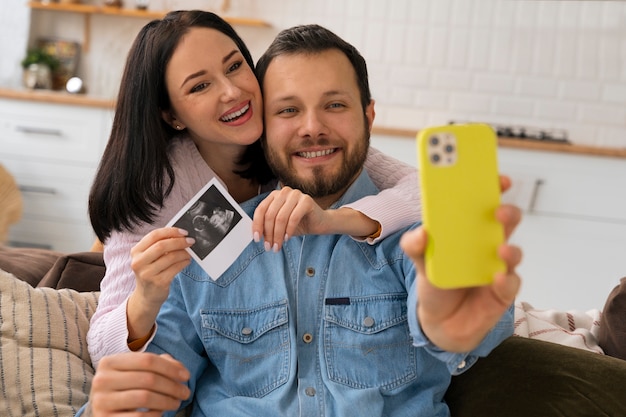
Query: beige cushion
0 269 99 416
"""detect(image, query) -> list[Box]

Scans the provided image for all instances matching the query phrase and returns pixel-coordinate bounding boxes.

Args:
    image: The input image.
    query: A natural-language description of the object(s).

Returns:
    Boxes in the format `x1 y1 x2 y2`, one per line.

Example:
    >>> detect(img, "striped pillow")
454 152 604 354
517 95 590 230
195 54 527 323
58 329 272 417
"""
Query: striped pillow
0 269 99 416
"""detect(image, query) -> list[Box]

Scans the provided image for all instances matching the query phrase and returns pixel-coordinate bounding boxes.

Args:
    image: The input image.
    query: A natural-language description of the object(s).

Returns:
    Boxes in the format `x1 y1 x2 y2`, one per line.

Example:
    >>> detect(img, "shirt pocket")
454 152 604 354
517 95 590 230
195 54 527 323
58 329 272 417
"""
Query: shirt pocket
323 294 417 391
200 300 290 398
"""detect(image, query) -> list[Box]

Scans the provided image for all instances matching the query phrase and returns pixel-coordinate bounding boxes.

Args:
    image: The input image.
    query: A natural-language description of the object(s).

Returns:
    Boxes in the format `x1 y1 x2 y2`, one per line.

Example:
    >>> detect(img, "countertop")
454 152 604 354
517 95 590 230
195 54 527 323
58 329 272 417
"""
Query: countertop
0 86 115 108
2 87 625 159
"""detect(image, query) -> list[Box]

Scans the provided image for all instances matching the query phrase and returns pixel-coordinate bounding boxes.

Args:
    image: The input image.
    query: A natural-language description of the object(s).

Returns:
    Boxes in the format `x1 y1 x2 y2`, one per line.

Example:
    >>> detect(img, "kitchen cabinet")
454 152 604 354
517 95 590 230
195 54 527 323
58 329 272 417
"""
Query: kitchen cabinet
498 148 626 312
0 97 113 252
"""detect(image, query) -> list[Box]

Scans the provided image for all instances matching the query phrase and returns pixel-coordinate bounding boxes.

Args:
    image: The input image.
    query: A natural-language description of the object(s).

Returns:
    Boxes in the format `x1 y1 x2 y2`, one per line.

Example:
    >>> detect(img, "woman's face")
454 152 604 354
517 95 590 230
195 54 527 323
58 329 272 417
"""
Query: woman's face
163 27 263 150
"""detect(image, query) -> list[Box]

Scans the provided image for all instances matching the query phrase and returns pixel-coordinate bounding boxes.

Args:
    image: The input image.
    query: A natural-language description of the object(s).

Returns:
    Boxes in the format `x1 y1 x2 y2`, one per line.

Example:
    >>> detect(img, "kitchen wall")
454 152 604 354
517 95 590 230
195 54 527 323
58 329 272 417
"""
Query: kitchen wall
2 0 626 148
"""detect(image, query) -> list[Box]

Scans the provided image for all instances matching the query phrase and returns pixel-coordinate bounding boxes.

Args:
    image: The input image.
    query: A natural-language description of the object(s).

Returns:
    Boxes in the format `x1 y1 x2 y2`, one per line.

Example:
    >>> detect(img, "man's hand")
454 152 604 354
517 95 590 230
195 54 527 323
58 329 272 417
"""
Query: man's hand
87 352 190 416
400 201 523 353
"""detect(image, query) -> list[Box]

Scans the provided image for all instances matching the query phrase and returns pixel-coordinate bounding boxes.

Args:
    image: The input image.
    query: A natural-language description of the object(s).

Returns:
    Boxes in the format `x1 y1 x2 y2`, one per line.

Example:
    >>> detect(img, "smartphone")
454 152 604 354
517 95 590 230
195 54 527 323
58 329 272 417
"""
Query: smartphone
417 123 505 289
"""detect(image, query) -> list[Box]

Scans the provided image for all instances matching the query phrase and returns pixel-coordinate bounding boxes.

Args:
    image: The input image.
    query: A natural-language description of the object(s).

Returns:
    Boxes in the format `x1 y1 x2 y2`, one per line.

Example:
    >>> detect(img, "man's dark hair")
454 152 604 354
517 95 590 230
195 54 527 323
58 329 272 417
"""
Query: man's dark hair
255 24 372 112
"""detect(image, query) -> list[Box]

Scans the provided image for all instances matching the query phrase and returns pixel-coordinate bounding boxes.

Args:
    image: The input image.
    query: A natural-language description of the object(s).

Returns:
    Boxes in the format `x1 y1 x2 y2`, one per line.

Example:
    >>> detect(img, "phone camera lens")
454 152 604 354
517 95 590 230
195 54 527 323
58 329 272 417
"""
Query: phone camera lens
444 144 454 153
431 154 441 163
429 136 439 146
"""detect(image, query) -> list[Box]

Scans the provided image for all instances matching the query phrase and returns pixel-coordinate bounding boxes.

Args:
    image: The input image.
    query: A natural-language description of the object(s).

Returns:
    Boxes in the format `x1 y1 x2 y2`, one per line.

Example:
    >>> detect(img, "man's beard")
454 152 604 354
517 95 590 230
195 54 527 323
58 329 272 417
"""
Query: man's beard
265 131 370 199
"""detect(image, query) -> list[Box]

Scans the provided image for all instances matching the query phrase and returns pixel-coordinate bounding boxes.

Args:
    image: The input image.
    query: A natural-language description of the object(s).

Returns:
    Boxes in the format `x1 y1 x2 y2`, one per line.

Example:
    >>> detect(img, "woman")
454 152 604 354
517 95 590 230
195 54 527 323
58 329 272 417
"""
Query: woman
87 10 420 367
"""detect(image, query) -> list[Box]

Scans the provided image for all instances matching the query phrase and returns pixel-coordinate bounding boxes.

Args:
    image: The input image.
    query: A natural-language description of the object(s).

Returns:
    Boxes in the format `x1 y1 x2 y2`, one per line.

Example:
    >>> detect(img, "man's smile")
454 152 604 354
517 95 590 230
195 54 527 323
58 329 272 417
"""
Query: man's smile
296 148 338 159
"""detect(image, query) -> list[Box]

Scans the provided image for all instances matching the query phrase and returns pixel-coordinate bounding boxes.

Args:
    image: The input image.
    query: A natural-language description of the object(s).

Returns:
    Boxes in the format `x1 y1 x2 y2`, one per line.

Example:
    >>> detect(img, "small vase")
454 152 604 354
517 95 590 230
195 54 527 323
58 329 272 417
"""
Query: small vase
23 63 52 90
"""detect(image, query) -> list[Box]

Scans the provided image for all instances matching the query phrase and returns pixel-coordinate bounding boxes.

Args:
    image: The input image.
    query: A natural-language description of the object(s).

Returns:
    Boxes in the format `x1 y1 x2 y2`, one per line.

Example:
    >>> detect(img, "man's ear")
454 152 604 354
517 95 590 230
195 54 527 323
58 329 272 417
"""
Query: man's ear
161 110 185 131
365 99 376 132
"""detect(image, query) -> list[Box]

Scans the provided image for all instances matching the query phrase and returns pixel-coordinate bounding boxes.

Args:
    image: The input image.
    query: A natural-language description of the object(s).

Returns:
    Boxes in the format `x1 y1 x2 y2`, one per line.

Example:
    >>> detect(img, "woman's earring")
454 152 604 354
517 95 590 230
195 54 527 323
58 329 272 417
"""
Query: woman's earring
175 125 182 130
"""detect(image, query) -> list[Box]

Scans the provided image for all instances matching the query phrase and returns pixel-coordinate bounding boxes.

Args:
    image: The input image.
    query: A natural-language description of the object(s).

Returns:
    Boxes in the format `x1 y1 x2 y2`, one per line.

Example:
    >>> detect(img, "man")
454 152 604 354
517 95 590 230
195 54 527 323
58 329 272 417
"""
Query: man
82 24 521 416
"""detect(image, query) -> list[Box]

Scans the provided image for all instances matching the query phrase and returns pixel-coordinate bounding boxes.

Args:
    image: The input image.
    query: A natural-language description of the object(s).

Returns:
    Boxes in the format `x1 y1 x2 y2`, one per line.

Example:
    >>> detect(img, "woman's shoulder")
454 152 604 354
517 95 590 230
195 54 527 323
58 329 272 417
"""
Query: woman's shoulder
168 136 202 164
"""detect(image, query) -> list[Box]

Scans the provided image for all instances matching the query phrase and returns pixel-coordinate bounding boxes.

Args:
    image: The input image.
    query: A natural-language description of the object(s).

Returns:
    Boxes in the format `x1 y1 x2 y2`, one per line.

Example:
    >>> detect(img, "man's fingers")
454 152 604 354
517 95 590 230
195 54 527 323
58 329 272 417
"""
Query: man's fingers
91 388 185 414
498 243 523 272
399 227 427 260
495 204 522 239
98 352 189 381
499 174 511 193
492 268 521 307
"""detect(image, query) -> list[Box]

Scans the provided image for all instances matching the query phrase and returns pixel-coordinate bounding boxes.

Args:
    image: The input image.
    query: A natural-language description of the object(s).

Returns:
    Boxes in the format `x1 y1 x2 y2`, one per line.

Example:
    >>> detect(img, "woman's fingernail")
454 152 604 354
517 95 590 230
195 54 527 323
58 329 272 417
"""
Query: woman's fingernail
253 231 260 242
272 243 279 253
178 228 189 236
284 234 289 242
186 237 195 245
264 241 271 252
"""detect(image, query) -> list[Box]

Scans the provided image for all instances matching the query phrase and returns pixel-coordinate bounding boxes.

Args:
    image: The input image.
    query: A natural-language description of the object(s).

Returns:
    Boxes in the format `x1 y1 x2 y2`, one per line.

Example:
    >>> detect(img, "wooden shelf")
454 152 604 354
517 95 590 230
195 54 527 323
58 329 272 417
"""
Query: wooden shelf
28 1 271 51
29 2 270 26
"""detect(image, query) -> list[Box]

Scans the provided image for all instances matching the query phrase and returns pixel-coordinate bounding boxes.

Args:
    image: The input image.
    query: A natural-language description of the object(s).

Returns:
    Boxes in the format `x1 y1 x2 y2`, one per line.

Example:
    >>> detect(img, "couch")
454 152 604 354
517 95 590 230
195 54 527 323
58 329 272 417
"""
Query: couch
1 245 626 417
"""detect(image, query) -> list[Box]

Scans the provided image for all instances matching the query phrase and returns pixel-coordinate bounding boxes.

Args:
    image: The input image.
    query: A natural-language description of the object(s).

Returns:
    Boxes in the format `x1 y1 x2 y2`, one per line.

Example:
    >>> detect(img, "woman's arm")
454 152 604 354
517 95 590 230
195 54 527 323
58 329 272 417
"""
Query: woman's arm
87 231 144 368
344 146 421 242
252 147 420 250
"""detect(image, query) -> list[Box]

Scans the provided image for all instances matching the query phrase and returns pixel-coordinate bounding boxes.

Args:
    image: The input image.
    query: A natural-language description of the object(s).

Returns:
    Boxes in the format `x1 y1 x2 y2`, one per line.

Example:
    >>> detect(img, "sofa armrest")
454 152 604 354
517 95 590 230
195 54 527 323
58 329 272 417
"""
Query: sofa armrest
0 245 63 287
445 336 626 416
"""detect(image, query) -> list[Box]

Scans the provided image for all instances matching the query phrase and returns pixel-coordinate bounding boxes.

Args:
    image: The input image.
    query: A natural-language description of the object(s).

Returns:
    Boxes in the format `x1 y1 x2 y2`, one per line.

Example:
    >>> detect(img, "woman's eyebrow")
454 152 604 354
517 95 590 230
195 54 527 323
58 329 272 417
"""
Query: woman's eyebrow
180 50 240 88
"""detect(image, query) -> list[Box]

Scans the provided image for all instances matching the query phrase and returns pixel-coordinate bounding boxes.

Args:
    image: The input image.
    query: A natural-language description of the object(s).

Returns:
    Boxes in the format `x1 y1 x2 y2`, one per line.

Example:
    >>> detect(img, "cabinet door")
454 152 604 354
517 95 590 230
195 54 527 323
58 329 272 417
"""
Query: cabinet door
499 148 626 311
0 100 109 165
0 98 112 252
499 148 626 223
512 214 626 311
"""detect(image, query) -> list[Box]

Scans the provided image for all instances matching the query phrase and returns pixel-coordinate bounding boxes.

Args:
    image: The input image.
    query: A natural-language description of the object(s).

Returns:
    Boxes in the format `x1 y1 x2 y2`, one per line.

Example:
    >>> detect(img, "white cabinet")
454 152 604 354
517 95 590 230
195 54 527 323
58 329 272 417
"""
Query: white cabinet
0 97 112 252
498 148 626 312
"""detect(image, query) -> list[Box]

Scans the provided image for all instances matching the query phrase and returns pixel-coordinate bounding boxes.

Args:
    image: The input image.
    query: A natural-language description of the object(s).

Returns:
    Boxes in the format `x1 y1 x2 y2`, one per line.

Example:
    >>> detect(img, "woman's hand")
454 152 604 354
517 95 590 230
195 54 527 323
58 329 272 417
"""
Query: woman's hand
252 186 379 252
127 227 194 341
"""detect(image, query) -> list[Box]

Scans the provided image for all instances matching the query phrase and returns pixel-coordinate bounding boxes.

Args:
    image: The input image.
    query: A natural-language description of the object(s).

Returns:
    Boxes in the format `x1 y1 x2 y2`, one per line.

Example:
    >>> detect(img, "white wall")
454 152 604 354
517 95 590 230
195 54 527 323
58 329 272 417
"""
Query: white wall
2 0 625 148
2 1 625 310
0 1 29 87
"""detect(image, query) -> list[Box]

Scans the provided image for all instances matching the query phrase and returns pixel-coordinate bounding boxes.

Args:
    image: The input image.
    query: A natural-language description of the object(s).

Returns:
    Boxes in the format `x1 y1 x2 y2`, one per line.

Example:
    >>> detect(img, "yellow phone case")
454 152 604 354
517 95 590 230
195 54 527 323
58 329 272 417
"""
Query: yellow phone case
417 123 505 289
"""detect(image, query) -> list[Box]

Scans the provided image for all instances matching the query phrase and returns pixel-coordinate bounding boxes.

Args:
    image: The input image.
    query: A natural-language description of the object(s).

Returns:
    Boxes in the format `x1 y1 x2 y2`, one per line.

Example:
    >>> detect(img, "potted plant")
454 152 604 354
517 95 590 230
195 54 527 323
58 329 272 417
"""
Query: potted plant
20 48 60 90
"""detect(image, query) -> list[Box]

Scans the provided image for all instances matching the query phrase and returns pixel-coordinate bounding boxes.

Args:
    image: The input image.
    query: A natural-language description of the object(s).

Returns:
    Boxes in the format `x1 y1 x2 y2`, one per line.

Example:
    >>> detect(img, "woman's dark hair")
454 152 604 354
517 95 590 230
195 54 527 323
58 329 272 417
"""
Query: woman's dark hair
255 24 372 111
89 10 272 242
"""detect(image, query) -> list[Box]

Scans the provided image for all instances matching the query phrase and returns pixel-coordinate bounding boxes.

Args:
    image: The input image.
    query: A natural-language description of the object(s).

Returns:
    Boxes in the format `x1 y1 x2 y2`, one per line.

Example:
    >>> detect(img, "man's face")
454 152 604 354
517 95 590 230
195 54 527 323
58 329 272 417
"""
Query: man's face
262 49 375 204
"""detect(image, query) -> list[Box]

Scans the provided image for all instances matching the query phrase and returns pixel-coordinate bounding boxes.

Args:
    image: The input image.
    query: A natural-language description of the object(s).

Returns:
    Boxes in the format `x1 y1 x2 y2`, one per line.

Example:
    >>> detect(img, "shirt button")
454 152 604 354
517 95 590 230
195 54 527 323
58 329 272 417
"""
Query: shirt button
305 387 316 397
457 360 466 370
241 327 253 336
363 316 375 327
305 267 315 277
302 333 313 343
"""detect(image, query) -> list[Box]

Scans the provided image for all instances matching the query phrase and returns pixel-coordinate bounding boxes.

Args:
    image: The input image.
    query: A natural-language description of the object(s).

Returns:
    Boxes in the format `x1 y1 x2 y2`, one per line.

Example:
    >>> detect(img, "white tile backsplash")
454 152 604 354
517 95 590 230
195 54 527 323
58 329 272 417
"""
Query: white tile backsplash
2 0 626 148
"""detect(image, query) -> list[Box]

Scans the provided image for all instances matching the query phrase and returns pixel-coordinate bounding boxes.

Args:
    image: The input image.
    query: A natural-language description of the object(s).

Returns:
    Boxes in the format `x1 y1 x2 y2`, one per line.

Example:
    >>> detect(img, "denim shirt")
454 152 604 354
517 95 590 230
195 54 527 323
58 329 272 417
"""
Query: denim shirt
147 171 514 417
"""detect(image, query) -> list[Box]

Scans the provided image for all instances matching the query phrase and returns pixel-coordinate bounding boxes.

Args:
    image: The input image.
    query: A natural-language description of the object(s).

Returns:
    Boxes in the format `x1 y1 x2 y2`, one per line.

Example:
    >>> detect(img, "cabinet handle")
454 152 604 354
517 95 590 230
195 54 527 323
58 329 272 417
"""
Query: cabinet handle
19 185 57 195
7 240 53 250
15 125 63 136
528 179 544 213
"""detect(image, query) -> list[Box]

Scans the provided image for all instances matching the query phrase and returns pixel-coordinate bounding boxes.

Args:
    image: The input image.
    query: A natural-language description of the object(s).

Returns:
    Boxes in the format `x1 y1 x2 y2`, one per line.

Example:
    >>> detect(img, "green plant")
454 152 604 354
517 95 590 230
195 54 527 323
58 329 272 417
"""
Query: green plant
21 48 60 71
